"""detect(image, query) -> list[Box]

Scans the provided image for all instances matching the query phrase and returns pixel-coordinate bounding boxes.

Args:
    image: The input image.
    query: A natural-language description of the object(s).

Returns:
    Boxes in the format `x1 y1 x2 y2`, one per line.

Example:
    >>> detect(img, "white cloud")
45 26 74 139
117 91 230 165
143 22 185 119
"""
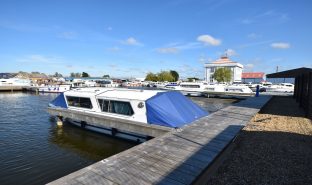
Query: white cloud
157 47 179 54
107 27 113 31
271 42 290 49
59 31 77 39
121 37 143 46
240 10 289 25
197 34 221 46
225 49 237 56
239 40 273 48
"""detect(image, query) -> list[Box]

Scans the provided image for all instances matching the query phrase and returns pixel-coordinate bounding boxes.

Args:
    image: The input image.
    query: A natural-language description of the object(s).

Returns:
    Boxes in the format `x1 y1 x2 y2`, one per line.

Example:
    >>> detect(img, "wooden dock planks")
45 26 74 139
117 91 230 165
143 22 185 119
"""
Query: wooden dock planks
48 95 271 185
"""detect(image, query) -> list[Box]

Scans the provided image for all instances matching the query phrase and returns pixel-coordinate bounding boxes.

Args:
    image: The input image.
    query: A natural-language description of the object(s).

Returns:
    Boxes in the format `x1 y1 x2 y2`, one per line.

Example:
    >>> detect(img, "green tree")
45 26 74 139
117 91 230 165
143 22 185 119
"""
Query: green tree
157 71 175 82
170 70 179 81
82 72 90 77
53 72 63 77
70 72 81 78
212 67 232 82
145 72 158 82
103 74 110 79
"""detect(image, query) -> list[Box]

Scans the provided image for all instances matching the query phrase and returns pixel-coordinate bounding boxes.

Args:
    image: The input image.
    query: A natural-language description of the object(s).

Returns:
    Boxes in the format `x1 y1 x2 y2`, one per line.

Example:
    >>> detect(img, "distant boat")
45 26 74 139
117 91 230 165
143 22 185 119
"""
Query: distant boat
48 88 208 141
0 78 31 86
265 83 294 93
174 82 209 96
38 84 71 93
205 83 253 94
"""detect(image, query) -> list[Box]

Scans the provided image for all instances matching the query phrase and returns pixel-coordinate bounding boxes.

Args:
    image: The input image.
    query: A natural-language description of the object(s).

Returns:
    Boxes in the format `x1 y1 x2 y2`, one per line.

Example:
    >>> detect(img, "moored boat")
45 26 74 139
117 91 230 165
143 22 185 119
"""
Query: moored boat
38 84 71 93
48 88 208 141
265 83 294 93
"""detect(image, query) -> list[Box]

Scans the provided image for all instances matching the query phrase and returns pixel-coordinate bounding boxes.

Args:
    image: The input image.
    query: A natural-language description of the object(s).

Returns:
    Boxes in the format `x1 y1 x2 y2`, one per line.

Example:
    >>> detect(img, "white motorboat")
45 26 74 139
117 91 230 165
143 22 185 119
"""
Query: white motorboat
97 80 119 87
162 82 208 96
49 88 208 141
265 83 294 93
38 84 71 93
205 83 254 97
178 82 209 96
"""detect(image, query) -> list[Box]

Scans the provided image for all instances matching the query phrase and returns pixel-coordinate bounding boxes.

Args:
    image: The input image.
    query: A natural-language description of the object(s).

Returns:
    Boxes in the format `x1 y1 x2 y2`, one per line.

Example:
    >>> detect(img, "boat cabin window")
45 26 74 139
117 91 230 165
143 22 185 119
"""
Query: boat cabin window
66 96 93 109
98 99 134 116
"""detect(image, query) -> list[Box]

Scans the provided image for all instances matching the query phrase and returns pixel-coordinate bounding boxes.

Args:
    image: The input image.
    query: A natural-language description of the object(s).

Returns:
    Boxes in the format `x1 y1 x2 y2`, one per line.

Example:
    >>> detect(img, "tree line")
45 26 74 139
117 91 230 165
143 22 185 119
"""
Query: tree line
145 70 179 82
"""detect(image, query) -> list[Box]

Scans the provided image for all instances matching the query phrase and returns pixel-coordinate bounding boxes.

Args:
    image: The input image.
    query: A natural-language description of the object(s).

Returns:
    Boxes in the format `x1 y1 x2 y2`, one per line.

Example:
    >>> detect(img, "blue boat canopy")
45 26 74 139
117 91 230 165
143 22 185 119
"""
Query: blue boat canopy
146 91 208 128
49 93 67 108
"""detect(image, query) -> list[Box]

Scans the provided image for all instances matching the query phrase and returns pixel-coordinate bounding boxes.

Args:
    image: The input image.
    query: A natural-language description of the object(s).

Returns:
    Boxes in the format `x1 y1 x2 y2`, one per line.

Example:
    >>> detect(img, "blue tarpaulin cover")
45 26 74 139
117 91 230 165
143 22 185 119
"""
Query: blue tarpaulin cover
49 93 67 108
146 91 208 128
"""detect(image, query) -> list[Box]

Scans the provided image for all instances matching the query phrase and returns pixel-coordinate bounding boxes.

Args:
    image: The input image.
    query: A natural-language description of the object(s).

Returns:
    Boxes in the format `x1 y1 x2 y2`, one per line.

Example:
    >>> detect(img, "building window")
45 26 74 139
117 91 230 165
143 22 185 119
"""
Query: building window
66 96 93 109
210 67 215 72
98 99 134 116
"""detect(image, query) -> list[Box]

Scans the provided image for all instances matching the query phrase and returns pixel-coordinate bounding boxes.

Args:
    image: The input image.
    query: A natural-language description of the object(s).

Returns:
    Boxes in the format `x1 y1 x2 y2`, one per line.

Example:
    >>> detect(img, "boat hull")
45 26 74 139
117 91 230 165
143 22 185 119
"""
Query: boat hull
66 118 149 142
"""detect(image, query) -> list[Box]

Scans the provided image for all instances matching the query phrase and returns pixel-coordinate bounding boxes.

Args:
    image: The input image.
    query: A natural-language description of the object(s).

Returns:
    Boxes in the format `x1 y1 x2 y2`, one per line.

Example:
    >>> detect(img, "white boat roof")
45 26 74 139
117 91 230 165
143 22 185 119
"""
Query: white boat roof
64 87 109 96
97 89 163 101
64 87 164 101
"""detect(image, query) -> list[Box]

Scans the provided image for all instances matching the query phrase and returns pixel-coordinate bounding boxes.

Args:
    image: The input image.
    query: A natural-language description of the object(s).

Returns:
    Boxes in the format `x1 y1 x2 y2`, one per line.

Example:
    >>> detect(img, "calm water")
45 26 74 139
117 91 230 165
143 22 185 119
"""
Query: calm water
0 92 237 185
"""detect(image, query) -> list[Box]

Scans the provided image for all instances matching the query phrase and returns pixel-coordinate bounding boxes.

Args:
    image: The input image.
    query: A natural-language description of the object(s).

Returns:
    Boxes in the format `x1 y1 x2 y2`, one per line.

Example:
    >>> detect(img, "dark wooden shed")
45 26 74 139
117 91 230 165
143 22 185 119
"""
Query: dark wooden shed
267 67 312 119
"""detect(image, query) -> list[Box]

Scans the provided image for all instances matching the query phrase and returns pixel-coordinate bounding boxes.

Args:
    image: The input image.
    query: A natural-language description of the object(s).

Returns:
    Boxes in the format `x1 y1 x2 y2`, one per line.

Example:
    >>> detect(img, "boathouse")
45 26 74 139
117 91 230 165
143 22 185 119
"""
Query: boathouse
204 56 243 83
267 67 312 119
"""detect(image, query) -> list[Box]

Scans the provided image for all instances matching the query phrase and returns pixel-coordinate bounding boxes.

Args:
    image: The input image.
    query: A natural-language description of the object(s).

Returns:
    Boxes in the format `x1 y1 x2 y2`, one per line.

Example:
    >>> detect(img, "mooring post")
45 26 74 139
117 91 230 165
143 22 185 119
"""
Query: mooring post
256 85 260 97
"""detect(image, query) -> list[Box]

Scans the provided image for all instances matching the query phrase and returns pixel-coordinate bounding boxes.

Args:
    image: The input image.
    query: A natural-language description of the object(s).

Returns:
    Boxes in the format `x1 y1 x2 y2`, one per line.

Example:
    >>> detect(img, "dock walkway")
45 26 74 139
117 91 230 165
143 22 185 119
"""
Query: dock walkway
48 95 271 185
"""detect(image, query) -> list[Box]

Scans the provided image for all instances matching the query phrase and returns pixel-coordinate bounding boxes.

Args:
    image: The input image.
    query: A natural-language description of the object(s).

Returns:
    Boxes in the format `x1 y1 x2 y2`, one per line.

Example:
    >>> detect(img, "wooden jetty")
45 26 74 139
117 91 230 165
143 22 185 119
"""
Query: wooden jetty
48 95 271 185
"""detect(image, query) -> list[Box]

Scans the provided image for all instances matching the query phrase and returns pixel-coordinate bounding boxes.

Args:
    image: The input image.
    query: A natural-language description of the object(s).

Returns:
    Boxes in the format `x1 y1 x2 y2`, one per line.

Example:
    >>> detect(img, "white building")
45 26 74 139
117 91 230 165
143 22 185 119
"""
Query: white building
204 56 243 83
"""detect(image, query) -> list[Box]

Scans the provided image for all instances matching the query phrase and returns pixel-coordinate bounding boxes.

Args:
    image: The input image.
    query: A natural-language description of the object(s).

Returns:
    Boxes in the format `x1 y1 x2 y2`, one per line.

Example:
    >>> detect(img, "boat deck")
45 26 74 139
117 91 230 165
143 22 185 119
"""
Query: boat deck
48 95 271 185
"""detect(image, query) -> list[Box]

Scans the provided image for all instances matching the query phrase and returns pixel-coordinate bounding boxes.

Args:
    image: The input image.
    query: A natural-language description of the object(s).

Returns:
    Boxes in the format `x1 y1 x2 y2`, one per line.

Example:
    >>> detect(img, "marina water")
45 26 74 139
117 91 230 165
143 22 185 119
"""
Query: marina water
0 92 237 185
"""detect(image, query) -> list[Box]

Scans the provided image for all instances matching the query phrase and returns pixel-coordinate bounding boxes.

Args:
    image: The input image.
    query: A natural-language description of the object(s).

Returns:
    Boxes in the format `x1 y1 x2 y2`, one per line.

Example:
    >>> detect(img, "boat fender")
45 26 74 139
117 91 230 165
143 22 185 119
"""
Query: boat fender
81 121 86 128
111 128 118 136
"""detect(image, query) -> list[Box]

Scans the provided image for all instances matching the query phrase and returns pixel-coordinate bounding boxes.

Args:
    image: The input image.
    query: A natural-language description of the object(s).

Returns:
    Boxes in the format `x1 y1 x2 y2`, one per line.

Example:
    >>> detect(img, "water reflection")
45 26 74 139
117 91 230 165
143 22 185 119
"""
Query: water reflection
49 122 137 161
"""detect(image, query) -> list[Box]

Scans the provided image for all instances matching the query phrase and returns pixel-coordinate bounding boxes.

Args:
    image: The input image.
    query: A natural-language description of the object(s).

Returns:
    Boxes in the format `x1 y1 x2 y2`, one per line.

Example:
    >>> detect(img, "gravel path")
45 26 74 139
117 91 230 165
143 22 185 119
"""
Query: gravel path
206 96 312 185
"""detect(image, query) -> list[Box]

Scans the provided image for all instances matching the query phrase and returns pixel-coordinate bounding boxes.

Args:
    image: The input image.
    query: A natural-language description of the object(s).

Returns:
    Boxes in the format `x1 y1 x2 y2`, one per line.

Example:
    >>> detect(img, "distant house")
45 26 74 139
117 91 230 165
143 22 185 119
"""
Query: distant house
204 56 243 83
242 72 265 83
14 72 49 84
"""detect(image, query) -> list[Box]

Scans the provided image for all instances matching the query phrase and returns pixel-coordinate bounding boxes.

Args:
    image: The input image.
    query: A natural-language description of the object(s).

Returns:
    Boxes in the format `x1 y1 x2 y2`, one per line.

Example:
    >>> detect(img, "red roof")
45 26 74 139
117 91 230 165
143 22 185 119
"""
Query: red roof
212 56 236 64
242 72 265 79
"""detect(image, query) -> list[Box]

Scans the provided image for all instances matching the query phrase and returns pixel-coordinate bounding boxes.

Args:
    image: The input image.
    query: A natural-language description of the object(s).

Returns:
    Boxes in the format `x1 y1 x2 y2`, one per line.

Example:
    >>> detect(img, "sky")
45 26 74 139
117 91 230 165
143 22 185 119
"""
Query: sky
0 0 312 78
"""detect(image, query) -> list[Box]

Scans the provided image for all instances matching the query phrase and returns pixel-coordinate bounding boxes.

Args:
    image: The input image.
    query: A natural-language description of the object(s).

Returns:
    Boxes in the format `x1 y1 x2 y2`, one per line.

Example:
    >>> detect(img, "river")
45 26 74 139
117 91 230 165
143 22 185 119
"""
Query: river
0 92 237 185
